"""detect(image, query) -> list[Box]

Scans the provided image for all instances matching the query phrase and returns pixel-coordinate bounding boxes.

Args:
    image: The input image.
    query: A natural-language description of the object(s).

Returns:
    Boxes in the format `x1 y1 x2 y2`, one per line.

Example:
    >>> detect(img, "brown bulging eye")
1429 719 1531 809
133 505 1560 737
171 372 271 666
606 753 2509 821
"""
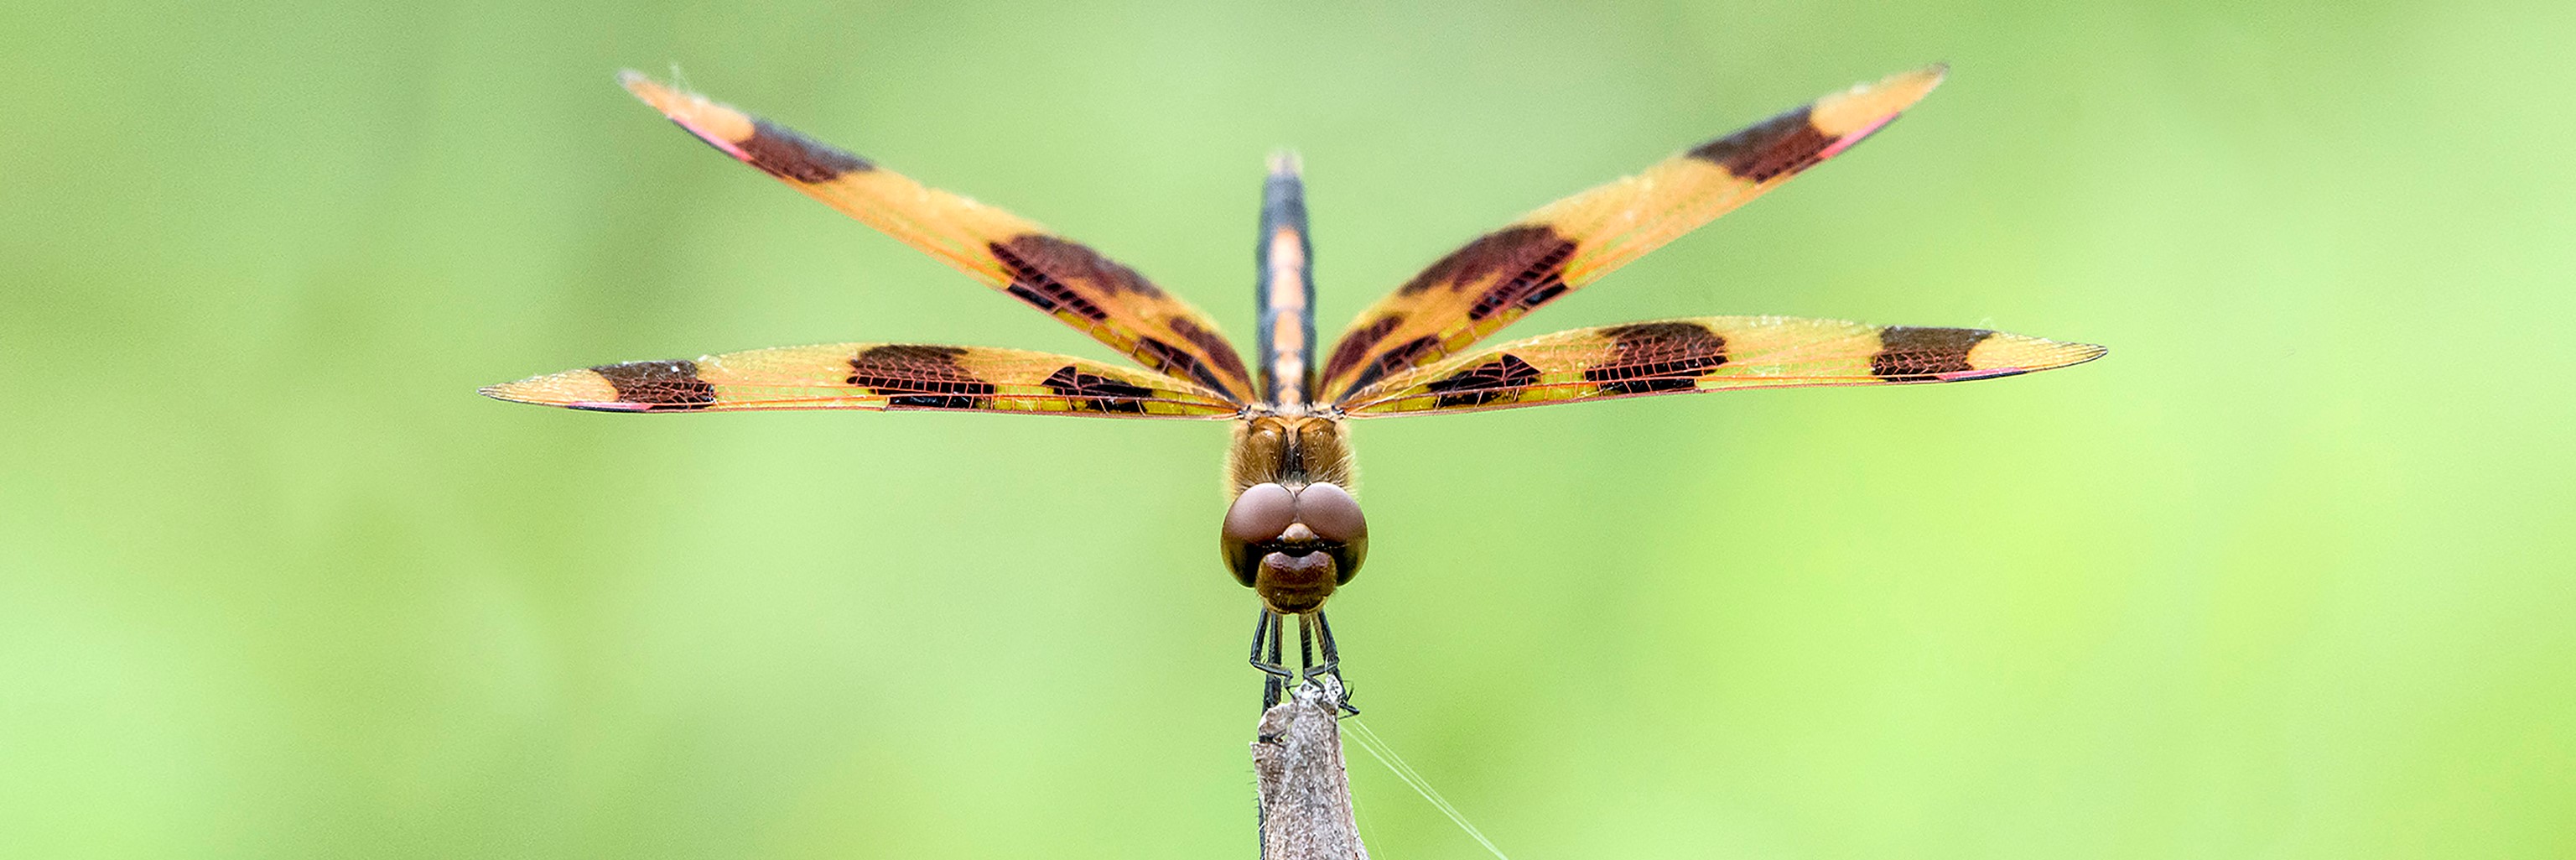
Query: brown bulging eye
1294 482 1366 544
1221 482 1298 586
1296 482 1367 585
1223 482 1297 545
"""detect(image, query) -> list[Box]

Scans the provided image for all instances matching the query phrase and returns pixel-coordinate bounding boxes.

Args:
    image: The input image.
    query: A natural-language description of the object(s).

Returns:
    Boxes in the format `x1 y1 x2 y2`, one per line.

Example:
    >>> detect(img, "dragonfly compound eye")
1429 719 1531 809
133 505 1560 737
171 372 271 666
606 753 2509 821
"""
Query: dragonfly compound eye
1221 482 1297 586
1293 482 1367 585
1292 482 1365 545
1224 482 1298 545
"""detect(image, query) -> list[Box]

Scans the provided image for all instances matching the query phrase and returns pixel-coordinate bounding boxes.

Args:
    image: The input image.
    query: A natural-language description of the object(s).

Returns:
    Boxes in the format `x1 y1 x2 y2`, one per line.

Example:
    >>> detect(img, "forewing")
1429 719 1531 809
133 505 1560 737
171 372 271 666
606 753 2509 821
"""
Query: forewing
482 344 1240 418
621 72 1256 400
1337 316 2103 416
1317 66 1946 403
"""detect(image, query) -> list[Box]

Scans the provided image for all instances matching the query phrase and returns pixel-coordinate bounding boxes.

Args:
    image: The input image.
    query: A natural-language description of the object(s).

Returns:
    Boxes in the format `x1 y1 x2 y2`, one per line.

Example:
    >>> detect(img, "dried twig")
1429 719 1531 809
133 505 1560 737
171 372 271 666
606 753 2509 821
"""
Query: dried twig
1252 678 1368 860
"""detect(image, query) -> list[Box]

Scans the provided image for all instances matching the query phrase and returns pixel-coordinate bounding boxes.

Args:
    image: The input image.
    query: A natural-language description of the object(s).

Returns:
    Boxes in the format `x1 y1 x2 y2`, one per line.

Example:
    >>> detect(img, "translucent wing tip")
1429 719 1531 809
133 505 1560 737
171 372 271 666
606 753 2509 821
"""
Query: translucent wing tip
1970 333 2107 378
479 368 634 410
1811 64 1949 137
616 69 756 151
1880 62 1949 102
617 68 684 107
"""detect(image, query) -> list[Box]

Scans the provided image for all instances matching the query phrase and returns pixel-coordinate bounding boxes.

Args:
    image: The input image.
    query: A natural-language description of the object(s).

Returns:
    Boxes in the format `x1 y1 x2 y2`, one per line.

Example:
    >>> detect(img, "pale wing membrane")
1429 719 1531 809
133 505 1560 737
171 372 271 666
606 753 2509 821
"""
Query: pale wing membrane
621 72 1255 401
481 343 1240 418
1337 315 2104 416
1317 66 1948 403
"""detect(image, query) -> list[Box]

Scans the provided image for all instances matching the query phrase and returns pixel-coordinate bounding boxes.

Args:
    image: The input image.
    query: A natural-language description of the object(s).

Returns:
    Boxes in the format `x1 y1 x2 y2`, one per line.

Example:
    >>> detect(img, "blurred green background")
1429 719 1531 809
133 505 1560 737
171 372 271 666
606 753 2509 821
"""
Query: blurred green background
5 0 2572 857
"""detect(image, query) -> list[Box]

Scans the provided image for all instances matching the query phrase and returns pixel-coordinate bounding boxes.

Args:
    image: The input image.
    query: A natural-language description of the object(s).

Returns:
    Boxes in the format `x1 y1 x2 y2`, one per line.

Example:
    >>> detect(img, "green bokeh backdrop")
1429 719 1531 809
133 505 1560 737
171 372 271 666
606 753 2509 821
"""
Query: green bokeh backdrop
6 1 2571 857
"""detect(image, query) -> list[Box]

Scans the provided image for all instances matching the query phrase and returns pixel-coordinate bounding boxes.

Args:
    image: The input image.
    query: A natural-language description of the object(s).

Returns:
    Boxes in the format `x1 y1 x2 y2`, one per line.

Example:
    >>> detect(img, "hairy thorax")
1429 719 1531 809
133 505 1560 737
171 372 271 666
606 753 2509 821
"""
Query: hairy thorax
1228 411 1354 494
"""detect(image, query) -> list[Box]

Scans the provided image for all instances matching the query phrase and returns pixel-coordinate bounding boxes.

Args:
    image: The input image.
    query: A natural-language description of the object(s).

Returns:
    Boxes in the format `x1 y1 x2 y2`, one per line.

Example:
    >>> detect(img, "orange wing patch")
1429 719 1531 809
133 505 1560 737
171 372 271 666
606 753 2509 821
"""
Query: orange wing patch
621 72 1255 400
1317 66 1947 403
482 343 1241 418
1337 315 2103 416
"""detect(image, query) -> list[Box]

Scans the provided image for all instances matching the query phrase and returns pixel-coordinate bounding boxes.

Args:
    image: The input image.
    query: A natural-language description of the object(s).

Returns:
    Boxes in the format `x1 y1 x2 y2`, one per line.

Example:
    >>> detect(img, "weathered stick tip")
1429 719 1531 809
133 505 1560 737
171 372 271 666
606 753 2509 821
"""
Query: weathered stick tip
1253 678 1368 860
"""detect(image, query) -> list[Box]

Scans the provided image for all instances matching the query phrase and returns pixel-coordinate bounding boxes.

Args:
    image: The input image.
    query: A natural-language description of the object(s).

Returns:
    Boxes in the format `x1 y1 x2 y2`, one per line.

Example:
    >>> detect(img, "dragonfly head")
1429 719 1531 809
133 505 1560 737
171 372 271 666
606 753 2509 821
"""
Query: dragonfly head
1221 481 1368 612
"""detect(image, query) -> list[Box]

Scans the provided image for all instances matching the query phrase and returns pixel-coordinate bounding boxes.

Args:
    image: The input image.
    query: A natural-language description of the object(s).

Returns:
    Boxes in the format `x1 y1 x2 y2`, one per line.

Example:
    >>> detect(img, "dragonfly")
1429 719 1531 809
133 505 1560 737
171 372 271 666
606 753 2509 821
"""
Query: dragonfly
485 65 2105 711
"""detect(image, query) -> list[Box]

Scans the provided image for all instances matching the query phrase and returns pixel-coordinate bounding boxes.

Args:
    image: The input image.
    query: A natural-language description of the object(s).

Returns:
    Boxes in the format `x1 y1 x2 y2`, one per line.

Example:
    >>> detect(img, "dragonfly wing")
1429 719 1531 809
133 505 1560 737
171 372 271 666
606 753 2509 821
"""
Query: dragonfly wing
621 72 1256 400
1317 66 1946 403
1337 315 2102 416
484 343 1241 418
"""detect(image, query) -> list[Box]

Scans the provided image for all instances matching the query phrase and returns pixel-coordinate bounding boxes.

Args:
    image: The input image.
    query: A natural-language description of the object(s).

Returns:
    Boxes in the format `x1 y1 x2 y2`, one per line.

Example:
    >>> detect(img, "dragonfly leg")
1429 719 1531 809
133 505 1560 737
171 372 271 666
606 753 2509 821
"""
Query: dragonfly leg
1249 607 1294 710
1299 609 1357 716
1297 612 1317 671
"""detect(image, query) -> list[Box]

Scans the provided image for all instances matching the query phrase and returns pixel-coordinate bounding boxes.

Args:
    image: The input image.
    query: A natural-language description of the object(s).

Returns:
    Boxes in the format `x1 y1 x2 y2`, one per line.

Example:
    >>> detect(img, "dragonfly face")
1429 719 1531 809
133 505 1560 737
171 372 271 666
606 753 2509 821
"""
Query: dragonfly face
1222 416 1368 612
483 66 2106 712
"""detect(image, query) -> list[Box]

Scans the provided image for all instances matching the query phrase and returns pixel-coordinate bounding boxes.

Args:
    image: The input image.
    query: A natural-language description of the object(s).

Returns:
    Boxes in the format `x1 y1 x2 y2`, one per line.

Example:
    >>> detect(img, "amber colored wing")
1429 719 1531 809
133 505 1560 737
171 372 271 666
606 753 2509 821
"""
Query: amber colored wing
1317 66 1946 403
481 343 1241 417
1336 316 2102 416
620 72 1255 401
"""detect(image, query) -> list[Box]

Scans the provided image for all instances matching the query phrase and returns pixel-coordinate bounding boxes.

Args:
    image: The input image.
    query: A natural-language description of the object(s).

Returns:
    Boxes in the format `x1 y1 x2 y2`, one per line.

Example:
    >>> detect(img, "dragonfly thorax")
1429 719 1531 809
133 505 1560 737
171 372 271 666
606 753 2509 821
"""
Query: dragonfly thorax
1227 414 1352 491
